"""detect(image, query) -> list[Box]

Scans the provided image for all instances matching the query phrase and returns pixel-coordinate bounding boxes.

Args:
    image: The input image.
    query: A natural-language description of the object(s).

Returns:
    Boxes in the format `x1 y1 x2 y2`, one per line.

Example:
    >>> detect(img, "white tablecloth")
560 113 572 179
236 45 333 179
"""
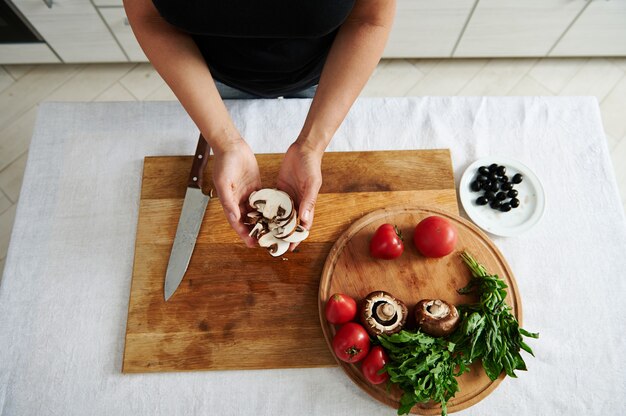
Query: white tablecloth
1 98 625 415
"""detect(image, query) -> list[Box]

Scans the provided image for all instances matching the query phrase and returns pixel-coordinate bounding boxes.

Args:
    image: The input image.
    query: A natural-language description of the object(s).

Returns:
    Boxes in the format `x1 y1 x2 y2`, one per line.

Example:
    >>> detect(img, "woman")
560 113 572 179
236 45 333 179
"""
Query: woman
124 0 396 248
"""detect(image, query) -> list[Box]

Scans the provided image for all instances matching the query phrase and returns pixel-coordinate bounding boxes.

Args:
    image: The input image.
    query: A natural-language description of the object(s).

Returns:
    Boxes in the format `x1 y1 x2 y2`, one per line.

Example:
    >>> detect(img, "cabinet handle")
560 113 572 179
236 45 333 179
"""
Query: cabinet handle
42 0 52 8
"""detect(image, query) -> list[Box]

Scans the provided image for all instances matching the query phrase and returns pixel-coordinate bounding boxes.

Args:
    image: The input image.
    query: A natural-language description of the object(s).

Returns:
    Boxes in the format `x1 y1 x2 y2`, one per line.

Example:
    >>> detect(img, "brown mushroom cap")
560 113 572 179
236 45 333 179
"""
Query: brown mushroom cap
360 291 408 337
414 299 460 337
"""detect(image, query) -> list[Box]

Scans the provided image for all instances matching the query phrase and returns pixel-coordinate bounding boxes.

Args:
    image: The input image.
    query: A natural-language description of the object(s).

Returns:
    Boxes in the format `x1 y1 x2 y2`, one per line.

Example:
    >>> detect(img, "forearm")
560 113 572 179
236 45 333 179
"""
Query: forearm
297 0 396 153
124 0 240 153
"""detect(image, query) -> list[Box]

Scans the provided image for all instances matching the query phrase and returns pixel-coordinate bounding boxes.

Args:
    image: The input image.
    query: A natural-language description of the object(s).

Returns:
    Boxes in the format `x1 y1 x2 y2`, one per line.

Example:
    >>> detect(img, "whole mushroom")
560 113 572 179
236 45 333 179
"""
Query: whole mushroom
414 299 460 337
360 291 408 337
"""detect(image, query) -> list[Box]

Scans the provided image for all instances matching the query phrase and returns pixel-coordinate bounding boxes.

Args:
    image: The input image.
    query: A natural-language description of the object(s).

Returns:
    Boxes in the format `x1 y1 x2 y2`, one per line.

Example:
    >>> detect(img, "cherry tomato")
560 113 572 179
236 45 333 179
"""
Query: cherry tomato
361 346 390 385
413 216 458 258
332 322 371 363
369 224 404 260
325 293 357 325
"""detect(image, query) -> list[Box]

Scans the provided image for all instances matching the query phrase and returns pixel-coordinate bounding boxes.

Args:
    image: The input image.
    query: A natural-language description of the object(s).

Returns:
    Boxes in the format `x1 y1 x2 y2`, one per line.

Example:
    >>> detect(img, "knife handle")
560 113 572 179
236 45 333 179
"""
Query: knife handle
188 134 210 189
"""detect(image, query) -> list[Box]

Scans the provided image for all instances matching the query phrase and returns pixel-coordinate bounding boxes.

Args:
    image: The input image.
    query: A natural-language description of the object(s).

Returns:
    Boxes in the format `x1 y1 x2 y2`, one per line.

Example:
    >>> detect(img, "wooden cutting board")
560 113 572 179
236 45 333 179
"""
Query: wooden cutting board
319 206 521 414
123 149 458 373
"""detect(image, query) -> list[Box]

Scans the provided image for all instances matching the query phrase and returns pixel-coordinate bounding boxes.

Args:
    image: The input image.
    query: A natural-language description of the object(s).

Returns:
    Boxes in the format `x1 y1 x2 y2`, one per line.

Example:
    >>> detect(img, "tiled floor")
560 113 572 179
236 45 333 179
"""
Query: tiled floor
1 58 625 276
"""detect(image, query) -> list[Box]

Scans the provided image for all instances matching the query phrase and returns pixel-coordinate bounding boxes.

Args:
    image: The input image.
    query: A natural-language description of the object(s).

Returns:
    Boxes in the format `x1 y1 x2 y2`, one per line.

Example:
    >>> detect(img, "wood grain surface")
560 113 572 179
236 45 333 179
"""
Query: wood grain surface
123 149 458 373
319 206 521 415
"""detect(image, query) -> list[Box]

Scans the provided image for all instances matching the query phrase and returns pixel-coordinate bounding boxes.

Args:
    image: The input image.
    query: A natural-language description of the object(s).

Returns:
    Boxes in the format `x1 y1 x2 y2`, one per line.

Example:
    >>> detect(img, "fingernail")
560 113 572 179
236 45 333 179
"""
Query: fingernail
302 210 310 222
229 212 238 222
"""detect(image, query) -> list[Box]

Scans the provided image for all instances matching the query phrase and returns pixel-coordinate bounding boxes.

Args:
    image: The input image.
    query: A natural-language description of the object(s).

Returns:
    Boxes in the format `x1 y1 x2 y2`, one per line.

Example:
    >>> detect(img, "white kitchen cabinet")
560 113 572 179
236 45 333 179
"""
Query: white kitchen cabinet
551 0 626 56
10 0 126 63
0 43 60 64
383 0 475 58
454 0 588 57
93 0 122 6
99 7 148 62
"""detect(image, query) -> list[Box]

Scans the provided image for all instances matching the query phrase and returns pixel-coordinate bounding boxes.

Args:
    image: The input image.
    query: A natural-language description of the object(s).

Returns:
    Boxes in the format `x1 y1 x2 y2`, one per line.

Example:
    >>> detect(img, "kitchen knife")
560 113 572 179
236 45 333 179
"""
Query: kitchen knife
164 134 211 301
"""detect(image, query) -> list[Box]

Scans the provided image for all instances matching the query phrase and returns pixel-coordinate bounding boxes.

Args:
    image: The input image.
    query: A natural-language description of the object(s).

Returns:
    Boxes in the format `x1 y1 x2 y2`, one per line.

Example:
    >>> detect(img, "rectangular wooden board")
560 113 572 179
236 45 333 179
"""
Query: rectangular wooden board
123 150 458 373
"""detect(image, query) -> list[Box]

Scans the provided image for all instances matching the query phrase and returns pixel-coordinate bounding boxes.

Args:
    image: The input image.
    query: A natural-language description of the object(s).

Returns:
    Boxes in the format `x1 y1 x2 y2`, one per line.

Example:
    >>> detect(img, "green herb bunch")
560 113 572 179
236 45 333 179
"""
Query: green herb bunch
453 252 539 380
379 331 468 415
379 252 538 416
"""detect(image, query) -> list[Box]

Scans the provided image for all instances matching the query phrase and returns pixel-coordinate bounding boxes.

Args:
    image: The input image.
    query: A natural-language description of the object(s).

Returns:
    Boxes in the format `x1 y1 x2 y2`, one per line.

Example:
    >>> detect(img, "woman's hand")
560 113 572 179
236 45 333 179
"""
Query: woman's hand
277 141 323 248
212 138 262 247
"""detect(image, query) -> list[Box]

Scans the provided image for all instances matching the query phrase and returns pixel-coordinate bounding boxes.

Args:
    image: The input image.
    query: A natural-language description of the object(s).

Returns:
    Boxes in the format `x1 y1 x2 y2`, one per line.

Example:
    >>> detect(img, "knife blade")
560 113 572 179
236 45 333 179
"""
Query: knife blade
164 134 211 301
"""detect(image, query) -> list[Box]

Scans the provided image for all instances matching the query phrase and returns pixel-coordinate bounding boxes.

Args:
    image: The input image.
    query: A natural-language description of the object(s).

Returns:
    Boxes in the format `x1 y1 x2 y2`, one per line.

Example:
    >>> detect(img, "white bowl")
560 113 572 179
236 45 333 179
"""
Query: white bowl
459 157 546 237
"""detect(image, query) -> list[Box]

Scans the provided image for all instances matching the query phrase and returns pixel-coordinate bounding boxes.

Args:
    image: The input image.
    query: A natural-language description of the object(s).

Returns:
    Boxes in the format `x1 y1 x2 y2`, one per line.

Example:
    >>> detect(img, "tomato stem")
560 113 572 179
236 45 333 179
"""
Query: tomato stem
347 346 362 359
394 225 403 241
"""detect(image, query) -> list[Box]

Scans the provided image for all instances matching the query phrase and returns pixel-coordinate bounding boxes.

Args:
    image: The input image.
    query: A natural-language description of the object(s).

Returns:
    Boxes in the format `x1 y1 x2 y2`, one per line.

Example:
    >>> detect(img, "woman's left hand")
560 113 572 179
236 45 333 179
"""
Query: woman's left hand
277 141 323 249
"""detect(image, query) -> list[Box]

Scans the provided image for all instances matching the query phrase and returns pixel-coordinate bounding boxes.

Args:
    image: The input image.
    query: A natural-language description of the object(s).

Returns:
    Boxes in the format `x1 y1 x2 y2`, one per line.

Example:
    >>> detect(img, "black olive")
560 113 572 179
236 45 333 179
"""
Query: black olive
476 196 488 205
484 191 496 201
510 198 520 208
507 189 518 198
496 191 507 201
478 166 490 175
489 182 499 192
500 175 509 183
481 181 492 191
470 180 481 192
490 200 501 209
488 172 499 181
496 166 506 176
501 182 513 191
489 163 498 172
500 203 512 212
512 173 523 184
477 175 488 183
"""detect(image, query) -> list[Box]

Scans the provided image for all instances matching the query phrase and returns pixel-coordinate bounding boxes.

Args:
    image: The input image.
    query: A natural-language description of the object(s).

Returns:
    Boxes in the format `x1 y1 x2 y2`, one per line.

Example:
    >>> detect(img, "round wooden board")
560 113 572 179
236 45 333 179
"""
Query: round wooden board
318 206 522 415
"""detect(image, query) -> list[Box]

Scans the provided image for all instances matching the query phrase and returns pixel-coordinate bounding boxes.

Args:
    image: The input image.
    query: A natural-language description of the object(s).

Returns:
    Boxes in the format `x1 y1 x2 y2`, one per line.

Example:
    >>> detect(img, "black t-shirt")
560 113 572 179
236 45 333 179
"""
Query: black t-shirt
152 0 356 98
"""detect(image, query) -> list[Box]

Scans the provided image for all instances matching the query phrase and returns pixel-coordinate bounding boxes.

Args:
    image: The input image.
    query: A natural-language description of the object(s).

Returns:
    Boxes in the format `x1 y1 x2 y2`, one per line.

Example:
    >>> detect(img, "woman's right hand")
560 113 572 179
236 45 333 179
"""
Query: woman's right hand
212 137 261 247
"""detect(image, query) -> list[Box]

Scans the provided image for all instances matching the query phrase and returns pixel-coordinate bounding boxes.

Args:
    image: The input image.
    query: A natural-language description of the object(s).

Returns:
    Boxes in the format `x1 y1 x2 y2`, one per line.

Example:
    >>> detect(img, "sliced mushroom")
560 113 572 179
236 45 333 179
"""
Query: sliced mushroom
276 195 295 222
269 208 295 231
258 233 289 257
276 207 296 226
246 188 310 257
248 223 265 239
244 211 262 225
248 189 293 220
360 291 408 337
274 215 299 238
281 226 309 243
414 299 460 337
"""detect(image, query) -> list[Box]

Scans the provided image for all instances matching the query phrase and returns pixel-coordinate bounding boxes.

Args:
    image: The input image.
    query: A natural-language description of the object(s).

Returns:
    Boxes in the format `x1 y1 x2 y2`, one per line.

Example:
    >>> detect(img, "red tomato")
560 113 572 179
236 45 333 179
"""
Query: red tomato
332 323 371 363
413 216 458 258
369 224 404 260
361 346 390 385
325 293 357 325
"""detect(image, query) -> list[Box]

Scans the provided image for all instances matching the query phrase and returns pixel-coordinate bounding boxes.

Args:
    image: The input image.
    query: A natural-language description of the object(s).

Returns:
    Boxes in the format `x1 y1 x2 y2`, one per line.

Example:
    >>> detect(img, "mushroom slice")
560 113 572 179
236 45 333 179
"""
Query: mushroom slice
248 223 265 239
281 225 309 243
258 232 290 257
244 211 263 225
247 189 267 210
276 195 298 221
269 208 295 231
274 215 299 238
360 291 408 337
248 189 293 220
414 299 460 337
275 206 296 226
